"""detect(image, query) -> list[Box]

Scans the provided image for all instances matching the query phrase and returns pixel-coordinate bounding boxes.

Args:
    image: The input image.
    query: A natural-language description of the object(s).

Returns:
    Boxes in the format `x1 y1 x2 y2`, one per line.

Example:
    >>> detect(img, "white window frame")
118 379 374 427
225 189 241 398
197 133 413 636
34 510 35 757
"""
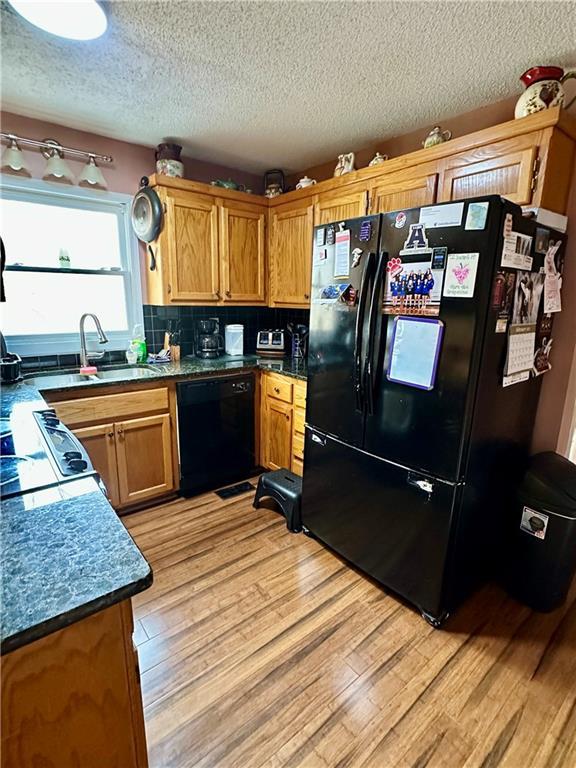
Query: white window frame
0 175 143 357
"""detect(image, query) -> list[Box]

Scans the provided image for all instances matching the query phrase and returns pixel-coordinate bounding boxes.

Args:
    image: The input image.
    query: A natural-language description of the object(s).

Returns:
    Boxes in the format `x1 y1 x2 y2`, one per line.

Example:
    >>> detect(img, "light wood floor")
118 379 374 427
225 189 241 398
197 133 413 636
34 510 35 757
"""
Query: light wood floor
125 481 576 768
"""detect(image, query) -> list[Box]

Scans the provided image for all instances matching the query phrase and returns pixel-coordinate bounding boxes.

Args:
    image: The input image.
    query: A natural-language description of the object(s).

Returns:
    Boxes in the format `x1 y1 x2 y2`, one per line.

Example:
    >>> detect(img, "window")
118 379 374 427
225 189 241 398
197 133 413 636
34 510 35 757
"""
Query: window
0 176 143 357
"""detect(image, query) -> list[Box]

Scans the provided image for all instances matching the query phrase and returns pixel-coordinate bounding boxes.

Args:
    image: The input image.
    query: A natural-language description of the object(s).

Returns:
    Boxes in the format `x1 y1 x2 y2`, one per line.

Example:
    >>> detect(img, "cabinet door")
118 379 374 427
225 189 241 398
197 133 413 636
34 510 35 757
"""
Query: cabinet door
115 414 174 507
269 200 314 307
439 135 539 205
314 184 368 226
219 201 266 303
262 398 292 471
368 169 438 214
74 423 120 508
165 192 220 302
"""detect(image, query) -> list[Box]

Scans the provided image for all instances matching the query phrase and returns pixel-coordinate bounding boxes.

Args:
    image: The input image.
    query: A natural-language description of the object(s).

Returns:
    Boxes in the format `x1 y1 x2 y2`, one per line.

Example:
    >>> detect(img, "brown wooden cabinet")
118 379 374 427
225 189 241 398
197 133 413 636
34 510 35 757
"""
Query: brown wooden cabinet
115 413 174 507
164 191 220 303
368 166 438 214
269 198 314 307
1 600 148 768
437 133 540 205
260 372 307 476
146 178 267 306
219 199 266 303
313 183 368 225
74 422 120 507
46 383 178 512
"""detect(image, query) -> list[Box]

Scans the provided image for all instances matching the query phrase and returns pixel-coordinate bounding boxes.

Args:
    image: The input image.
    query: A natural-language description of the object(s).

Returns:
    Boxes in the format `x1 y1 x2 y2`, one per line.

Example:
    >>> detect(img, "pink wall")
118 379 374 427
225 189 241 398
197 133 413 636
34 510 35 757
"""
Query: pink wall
0 111 263 193
290 96 518 185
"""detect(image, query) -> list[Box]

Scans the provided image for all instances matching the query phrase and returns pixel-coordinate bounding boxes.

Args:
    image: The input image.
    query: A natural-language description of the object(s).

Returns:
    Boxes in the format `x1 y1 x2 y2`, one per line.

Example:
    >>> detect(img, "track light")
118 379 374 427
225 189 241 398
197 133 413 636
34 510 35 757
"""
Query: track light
42 140 74 183
1 136 28 172
79 155 107 188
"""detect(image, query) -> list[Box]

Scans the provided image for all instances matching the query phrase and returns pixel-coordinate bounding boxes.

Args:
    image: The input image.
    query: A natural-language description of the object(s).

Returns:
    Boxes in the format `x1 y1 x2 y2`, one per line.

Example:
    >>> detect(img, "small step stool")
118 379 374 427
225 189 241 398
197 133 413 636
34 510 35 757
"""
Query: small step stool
253 469 303 533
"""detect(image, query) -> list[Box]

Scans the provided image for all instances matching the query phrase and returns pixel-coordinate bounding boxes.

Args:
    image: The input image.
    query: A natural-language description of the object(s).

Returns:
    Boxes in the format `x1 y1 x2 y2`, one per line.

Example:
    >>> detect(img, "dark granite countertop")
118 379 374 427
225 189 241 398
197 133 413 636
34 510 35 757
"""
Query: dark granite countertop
23 355 308 393
0 382 152 655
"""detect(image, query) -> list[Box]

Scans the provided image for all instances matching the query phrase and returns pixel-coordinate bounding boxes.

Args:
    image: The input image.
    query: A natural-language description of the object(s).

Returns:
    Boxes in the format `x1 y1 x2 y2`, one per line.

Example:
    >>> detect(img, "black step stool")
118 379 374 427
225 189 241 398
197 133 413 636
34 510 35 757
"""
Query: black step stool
254 469 303 532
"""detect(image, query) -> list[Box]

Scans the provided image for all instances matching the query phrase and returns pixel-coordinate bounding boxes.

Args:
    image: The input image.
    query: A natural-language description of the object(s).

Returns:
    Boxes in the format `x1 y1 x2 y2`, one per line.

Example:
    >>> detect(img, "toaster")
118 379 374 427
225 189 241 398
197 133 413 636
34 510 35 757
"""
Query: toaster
257 329 285 357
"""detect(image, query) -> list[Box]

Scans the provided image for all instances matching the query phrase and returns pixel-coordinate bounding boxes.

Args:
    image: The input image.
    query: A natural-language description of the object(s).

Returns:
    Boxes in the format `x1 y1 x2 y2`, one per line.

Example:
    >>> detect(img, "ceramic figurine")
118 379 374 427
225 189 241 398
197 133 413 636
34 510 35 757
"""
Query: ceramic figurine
368 152 388 166
296 175 317 189
334 153 355 177
422 127 452 148
155 143 184 178
265 183 283 198
515 66 576 118
211 178 241 190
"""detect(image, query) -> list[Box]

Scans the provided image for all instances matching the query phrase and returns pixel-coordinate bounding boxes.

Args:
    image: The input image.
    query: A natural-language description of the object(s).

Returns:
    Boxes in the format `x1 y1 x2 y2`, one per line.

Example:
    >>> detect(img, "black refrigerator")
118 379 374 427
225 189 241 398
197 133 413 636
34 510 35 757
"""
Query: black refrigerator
301 195 564 626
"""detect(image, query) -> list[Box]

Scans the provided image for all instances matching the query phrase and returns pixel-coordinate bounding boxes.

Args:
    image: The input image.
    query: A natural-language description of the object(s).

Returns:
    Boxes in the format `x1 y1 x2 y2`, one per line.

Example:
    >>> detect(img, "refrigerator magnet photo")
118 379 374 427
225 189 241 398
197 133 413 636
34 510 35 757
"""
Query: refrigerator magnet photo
464 201 489 230
520 506 548 540
501 213 533 270
334 229 351 277
359 220 372 241
443 253 479 298
395 211 407 229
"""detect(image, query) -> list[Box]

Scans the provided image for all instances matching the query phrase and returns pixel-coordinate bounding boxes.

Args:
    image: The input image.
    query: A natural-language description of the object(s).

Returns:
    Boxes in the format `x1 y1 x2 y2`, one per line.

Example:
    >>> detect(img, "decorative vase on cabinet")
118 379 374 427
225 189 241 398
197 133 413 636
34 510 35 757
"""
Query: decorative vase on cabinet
515 66 576 118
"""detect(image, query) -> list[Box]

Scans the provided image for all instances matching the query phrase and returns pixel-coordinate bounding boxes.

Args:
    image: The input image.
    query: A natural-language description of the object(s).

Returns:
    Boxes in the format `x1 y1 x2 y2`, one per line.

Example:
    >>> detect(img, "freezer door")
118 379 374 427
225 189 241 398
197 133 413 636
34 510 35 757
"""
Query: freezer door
301 429 460 619
306 215 381 446
363 199 503 481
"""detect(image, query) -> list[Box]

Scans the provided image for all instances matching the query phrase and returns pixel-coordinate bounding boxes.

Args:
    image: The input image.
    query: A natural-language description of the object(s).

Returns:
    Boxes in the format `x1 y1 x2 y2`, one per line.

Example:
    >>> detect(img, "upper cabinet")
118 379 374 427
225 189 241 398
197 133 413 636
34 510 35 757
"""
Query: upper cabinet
269 198 314 307
437 133 539 206
313 183 368 225
367 165 438 214
219 200 266 303
146 180 267 306
165 191 220 303
145 110 575 307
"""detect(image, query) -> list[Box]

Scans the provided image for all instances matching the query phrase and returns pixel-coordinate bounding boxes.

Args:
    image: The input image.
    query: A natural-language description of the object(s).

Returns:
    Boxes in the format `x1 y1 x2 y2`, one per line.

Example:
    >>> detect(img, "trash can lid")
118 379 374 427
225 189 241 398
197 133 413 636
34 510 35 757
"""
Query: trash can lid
521 451 576 516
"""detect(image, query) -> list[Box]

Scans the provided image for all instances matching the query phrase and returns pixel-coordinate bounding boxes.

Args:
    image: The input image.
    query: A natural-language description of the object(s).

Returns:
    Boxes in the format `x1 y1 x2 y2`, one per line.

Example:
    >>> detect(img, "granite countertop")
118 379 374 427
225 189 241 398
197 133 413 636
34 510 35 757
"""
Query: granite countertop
23 355 308 393
0 382 152 655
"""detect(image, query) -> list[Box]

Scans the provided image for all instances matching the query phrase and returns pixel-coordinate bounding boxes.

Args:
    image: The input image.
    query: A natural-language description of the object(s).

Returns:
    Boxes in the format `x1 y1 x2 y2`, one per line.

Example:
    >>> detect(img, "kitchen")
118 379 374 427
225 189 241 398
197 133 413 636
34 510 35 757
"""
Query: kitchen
2 2 576 767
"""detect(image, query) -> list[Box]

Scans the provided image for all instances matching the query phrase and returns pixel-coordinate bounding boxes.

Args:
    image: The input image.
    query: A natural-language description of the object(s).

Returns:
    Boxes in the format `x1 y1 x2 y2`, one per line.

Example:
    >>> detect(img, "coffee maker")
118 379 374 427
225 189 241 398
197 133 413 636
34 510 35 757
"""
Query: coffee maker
195 319 224 359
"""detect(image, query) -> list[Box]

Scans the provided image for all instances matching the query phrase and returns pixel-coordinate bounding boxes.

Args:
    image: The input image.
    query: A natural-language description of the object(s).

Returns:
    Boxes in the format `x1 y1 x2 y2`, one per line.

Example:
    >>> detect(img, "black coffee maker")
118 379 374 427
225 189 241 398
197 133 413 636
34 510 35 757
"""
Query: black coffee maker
195 319 224 359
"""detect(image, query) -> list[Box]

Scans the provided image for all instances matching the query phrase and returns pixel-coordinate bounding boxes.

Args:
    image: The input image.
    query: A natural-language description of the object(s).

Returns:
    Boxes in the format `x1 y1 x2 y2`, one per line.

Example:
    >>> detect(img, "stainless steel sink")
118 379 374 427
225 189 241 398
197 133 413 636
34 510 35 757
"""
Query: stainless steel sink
94 367 158 380
25 365 159 390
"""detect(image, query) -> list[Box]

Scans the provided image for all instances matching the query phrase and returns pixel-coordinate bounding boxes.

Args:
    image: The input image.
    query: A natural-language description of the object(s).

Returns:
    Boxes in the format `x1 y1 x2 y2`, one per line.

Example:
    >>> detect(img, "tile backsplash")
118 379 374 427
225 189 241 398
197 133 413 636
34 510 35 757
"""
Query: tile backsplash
19 305 310 372
144 305 310 357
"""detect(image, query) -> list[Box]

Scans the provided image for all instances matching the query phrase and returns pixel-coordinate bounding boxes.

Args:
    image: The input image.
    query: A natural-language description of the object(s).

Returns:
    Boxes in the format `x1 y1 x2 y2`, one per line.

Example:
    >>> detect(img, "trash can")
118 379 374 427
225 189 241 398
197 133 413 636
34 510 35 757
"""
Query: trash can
505 451 576 612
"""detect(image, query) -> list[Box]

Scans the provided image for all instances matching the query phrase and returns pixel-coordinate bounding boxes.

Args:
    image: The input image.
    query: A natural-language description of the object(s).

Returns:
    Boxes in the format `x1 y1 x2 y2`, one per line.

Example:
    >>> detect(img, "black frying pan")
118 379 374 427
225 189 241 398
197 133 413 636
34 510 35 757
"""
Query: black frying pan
131 176 163 270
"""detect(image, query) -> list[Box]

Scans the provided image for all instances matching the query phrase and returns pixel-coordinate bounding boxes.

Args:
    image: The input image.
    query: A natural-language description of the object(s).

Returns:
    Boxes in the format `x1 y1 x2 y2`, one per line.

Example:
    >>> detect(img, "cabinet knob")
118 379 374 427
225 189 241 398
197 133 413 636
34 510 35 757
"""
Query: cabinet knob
226 290 231 298
304 293 310 299
107 431 114 438
167 284 172 294
274 387 280 393
285 414 290 421
117 427 124 436
215 290 220 298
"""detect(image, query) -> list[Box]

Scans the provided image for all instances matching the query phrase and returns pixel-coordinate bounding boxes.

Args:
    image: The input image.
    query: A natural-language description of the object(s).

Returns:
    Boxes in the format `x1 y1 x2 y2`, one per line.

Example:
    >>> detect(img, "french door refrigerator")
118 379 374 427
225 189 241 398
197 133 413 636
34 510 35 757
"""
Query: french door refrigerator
302 196 560 626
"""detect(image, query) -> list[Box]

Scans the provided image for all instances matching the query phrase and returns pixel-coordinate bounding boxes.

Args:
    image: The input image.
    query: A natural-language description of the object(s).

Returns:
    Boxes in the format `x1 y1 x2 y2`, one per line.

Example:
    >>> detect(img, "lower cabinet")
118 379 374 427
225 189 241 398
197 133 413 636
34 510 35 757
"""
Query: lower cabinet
260 372 307 475
1 600 148 768
46 383 177 511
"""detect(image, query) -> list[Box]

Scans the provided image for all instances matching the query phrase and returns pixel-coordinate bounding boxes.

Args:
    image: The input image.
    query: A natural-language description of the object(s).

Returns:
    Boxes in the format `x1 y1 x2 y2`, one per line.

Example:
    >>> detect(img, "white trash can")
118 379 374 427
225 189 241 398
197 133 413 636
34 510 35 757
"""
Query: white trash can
225 324 244 356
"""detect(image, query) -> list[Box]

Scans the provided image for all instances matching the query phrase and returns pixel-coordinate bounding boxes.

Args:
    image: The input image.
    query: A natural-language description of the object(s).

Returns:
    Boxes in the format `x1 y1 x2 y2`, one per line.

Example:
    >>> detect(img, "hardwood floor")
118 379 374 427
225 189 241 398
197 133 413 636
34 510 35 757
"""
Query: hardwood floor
125 481 576 768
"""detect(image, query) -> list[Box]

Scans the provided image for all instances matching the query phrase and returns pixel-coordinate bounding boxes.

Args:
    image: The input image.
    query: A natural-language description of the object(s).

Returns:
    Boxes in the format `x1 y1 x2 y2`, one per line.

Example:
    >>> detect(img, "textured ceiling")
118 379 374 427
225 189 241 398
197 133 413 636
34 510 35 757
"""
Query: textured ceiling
1 1 575 173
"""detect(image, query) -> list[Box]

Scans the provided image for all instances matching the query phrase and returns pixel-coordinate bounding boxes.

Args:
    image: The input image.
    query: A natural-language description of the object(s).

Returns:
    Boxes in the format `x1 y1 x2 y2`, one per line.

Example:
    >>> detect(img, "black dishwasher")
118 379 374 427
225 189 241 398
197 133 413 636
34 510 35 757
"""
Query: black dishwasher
177 374 255 496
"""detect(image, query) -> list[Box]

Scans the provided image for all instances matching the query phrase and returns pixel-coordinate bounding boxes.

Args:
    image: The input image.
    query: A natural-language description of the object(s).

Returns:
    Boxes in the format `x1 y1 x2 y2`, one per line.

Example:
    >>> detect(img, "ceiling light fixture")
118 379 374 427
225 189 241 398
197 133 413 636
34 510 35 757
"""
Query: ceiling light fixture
79 155 107 188
1 136 29 172
7 0 107 41
42 140 75 183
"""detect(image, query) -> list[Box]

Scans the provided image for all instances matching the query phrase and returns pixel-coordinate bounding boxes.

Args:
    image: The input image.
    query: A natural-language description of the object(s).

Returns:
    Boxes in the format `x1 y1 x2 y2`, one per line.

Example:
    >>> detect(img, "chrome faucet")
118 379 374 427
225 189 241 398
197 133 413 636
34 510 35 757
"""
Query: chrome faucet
79 313 109 369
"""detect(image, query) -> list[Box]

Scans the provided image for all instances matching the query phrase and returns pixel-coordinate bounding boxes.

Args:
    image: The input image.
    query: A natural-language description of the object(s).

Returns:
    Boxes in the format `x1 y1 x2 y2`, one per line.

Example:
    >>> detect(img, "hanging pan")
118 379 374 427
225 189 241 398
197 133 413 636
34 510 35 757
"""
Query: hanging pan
131 176 163 270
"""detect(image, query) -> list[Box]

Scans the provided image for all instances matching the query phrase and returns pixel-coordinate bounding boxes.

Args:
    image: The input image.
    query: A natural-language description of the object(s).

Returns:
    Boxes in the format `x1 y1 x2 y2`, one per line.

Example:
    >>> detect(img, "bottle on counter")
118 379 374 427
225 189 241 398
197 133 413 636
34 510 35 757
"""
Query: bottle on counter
131 324 147 363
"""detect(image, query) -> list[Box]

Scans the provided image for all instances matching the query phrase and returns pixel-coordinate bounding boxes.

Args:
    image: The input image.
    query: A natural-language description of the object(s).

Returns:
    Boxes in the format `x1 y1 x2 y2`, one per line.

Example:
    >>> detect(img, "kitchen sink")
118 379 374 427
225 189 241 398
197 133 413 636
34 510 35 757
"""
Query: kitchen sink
25 365 160 390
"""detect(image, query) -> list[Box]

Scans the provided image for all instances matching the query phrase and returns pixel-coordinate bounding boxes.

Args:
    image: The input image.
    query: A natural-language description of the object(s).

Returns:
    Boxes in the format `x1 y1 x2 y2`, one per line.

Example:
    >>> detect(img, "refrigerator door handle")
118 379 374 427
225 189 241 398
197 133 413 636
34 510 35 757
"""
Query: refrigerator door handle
364 251 388 415
407 472 434 500
354 251 376 412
